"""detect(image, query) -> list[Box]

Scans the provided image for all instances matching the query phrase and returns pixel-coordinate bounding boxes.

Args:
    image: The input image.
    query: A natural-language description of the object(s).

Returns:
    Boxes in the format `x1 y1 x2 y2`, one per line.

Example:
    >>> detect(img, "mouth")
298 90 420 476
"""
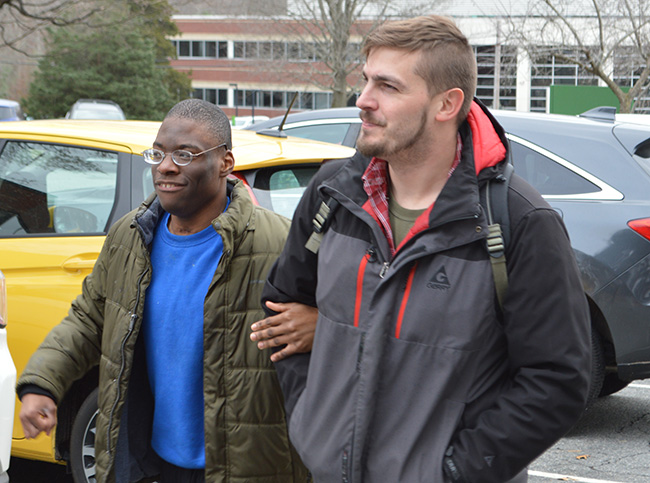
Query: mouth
360 113 384 128
155 181 185 191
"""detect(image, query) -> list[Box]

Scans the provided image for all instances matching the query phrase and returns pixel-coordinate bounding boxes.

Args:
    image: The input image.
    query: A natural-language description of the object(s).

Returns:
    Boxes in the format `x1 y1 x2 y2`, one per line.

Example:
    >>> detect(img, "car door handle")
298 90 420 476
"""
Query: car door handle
61 254 99 272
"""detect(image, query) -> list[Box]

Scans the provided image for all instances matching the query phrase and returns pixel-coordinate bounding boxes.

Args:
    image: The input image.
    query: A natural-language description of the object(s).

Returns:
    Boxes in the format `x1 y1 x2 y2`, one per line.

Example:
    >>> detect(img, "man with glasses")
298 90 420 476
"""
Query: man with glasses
16 99 308 482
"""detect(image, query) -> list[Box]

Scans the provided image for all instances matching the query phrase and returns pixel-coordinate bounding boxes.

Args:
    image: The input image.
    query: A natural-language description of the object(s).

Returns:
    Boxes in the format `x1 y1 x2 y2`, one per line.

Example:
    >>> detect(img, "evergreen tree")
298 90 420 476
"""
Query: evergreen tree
24 11 191 119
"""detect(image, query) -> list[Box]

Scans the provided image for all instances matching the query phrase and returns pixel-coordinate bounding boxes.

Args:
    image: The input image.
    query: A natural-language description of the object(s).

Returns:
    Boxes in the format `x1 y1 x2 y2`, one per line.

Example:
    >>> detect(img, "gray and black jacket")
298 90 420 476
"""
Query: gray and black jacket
262 101 591 482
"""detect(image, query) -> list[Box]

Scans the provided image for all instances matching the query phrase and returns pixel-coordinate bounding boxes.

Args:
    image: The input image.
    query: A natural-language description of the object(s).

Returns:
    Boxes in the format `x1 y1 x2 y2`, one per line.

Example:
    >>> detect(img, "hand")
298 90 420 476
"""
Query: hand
19 393 57 439
251 301 318 362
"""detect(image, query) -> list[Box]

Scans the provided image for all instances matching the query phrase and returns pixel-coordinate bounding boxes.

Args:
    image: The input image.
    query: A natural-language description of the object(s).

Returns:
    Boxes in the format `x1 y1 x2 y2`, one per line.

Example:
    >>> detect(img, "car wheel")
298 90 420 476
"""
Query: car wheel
587 330 605 408
70 387 98 483
599 373 630 397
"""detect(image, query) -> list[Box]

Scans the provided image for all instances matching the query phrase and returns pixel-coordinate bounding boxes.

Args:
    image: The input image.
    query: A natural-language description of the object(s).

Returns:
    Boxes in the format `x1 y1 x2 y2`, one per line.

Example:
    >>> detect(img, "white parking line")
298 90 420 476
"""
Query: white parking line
528 470 624 482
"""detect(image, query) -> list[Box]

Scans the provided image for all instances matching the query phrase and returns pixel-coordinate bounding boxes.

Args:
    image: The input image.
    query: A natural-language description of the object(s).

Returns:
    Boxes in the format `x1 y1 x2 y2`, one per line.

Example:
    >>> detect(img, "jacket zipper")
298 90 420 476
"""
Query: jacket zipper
341 448 351 483
388 211 483 276
379 262 390 278
105 267 149 463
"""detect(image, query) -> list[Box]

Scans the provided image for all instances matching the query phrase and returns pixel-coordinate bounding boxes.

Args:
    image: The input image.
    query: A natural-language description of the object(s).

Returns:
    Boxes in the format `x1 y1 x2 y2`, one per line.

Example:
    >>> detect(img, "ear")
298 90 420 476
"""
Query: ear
434 88 464 122
220 150 235 177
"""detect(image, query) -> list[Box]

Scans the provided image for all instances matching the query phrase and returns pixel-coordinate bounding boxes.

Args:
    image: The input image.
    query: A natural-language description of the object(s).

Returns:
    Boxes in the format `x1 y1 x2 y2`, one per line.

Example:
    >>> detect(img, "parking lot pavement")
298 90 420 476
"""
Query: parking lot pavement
529 381 650 483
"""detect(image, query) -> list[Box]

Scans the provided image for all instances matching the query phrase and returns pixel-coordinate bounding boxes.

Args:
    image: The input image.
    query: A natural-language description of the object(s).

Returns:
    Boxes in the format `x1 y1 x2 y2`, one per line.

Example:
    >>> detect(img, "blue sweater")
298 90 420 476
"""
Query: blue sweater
142 211 224 469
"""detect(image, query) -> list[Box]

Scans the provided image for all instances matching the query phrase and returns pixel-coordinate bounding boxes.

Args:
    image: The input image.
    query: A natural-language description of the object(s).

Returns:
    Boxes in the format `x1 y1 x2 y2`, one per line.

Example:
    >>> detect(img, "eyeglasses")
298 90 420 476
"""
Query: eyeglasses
142 143 228 166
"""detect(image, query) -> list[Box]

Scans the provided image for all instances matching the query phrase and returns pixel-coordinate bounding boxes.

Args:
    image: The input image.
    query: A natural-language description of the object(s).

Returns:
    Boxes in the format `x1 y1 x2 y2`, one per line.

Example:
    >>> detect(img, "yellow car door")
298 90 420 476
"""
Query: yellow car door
0 133 137 461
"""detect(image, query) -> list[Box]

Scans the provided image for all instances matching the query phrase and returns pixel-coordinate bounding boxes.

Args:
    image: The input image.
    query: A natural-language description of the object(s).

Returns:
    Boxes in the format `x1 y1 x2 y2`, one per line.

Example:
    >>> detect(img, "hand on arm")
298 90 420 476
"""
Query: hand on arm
19 393 57 439
251 301 317 362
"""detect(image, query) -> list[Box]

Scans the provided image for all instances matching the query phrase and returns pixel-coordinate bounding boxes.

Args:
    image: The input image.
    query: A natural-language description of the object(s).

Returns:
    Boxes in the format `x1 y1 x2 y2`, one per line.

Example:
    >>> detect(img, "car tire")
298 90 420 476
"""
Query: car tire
587 330 606 408
70 388 98 483
599 373 630 397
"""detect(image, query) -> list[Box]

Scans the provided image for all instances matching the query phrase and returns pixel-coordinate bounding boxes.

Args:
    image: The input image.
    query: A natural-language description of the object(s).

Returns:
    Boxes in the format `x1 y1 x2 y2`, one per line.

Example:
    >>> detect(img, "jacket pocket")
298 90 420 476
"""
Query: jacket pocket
288 312 362 483
366 396 466 482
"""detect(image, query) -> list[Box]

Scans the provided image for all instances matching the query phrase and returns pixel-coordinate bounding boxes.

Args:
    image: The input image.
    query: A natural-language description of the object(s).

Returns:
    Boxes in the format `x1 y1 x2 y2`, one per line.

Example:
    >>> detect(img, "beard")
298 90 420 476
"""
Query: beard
357 109 429 159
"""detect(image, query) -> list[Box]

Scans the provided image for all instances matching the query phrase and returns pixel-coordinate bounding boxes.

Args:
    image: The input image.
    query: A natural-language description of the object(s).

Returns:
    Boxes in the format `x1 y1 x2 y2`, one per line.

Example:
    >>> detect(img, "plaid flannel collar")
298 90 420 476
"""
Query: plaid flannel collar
361 133 463 253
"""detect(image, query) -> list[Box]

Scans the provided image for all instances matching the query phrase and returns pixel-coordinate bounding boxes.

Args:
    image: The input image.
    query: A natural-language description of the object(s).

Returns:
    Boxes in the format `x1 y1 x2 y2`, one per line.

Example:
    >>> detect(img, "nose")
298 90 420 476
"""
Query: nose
356 84 375 111
156 152 179 173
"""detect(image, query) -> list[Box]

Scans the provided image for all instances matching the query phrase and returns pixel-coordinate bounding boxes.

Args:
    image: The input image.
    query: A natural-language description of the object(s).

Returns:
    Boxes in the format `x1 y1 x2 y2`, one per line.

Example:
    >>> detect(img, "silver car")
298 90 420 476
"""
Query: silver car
65 99 126 121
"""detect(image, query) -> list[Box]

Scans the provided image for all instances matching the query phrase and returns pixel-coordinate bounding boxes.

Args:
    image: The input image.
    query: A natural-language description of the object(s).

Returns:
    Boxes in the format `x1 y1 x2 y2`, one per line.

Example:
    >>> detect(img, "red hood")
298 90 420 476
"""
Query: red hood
466 101 507 175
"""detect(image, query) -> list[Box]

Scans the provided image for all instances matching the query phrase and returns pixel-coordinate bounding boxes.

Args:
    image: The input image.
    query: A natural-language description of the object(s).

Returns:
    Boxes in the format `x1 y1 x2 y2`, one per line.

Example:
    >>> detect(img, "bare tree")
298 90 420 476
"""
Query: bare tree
504 0 650 113
269 0 383 107
0 0 105 54
273 0 440 108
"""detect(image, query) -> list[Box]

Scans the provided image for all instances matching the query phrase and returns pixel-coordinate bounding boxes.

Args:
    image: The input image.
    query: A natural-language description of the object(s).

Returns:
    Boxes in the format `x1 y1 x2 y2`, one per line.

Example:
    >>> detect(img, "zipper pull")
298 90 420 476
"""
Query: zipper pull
379 262 389 279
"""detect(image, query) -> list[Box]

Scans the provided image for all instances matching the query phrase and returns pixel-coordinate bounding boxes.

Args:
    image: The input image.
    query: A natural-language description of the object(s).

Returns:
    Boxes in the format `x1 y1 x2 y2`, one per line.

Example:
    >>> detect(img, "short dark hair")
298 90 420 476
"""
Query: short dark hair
165 99 232 150
362 15 477 122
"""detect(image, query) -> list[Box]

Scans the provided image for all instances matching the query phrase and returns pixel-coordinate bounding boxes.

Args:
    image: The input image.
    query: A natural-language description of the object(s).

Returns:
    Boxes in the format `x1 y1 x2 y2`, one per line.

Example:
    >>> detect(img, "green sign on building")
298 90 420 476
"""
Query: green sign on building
548 85 629 115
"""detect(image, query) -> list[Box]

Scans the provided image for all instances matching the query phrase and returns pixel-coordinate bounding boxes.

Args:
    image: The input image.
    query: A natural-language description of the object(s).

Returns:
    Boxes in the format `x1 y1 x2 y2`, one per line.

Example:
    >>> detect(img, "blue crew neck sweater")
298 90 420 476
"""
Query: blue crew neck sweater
142 211 225 469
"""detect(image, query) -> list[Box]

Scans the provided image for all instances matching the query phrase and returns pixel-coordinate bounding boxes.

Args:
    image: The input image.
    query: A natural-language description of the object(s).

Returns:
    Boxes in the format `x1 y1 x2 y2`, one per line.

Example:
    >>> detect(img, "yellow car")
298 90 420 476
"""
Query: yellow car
0 119 354 482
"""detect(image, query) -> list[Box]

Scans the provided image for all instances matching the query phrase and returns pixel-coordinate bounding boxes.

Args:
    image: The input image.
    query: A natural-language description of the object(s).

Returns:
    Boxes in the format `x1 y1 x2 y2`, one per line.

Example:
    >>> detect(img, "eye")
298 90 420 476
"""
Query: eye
144 149 163 163
174 150 193 163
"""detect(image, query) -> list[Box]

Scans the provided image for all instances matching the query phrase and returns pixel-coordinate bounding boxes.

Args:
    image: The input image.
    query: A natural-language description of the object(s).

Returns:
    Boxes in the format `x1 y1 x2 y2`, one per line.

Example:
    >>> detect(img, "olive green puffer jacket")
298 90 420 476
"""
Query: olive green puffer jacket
17 179 308 482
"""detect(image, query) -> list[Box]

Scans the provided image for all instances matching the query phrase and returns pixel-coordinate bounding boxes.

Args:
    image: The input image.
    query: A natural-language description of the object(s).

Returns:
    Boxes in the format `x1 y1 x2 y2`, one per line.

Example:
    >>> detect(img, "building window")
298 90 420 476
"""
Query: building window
474 45 517 110
206 41 217 57
177 40 190 57
228 89 331 110
192 42 203 57
272 42 286 60
193 88 228 106
233 41 244 59
529 50 599 112
173 40 228 59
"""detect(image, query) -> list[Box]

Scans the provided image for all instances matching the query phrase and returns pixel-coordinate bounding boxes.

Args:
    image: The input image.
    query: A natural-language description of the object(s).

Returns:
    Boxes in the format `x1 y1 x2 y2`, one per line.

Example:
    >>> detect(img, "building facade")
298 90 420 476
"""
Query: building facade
170 13 649 118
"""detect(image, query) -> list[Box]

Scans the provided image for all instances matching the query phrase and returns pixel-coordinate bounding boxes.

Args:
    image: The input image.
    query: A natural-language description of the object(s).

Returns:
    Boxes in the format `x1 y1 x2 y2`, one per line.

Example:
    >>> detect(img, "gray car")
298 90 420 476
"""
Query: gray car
65 99 126 121
249 105 650 401
249 107 362 146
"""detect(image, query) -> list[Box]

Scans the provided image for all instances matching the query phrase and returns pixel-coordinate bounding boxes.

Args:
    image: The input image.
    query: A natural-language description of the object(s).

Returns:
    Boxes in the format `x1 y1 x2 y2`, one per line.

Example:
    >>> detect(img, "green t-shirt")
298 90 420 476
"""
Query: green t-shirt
389 196 426 248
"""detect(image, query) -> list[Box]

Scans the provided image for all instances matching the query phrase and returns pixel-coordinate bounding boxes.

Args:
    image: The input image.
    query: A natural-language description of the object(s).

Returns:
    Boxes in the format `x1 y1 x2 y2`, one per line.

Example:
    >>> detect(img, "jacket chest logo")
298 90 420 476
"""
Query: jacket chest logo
427 266 451 291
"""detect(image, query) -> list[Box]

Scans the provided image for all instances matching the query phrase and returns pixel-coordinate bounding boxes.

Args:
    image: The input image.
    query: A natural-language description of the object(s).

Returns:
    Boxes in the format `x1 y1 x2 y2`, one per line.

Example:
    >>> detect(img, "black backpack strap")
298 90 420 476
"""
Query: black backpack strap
481 162 513 309
305 196 340 254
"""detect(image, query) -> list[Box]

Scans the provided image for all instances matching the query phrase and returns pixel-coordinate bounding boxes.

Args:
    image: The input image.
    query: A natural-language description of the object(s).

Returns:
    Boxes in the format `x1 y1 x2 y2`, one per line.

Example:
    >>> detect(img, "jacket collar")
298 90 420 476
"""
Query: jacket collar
132 178 255 248
319 99 510 228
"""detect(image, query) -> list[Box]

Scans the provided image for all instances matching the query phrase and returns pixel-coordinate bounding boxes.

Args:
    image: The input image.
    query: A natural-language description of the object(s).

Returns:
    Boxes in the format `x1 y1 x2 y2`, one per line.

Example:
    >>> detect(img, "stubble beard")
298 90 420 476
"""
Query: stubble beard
357 110 429 161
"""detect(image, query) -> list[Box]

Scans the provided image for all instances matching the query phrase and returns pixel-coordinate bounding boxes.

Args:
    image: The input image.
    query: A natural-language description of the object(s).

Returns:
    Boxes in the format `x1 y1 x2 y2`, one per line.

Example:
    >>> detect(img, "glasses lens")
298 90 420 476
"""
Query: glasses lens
143 149 163 164
173 150 193 166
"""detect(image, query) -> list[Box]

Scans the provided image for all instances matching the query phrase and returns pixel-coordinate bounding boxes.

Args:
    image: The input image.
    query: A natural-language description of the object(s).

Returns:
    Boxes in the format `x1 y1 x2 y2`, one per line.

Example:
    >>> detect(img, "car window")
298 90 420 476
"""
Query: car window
141 165 154 199
285 124 351 145
252 166 320 218
509 140 600 196
0 141 118 236
73 109 124 120
0 107 19 121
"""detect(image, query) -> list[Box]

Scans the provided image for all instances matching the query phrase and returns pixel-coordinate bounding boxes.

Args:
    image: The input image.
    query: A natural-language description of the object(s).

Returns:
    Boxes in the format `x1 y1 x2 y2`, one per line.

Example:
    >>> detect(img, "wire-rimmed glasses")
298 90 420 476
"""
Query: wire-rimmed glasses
142 143 227 166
